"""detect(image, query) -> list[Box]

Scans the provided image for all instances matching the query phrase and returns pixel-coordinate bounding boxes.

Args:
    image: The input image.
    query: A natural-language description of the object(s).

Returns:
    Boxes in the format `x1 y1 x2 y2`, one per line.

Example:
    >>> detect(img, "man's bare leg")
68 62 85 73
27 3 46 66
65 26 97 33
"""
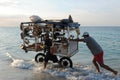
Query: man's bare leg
93 60 100 72
44 62 47 69
100 64 118 75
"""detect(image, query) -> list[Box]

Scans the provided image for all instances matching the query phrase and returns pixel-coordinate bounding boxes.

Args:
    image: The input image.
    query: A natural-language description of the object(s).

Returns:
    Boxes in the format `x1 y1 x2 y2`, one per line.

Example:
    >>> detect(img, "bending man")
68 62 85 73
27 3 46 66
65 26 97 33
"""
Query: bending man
78 32 118 75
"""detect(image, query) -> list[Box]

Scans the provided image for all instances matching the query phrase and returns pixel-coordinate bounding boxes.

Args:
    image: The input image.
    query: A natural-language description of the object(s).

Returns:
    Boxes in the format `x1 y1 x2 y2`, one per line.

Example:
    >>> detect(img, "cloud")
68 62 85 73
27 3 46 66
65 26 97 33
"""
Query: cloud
0 0 120 26
0 15 29 27
69 8 120 26
0 0 18 7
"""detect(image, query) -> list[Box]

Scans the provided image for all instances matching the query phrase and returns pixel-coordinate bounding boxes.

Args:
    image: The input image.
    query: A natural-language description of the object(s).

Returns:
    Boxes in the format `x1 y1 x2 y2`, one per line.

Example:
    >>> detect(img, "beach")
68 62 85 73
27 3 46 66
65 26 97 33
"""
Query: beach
0 27 120 80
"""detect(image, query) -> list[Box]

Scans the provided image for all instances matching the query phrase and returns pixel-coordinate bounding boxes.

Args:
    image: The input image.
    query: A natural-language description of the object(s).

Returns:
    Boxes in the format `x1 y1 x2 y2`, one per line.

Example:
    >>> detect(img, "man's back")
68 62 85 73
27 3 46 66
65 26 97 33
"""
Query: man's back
84 36 103 55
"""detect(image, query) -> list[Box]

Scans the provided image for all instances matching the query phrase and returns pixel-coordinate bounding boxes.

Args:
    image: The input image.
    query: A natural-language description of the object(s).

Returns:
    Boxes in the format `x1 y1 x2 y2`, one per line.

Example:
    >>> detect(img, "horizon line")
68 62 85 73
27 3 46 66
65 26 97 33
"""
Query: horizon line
0 25 120 28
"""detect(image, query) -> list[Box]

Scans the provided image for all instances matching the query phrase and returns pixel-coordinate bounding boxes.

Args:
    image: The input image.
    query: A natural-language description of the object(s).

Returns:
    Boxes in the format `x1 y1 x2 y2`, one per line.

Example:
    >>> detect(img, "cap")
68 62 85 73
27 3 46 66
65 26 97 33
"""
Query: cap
82 32 89 37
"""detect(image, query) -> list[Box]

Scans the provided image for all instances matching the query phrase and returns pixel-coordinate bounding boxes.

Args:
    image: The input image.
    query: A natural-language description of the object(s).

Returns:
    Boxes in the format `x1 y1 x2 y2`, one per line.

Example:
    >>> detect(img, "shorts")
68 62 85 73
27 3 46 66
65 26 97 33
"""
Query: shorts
45 53 58 63
93 52 104 64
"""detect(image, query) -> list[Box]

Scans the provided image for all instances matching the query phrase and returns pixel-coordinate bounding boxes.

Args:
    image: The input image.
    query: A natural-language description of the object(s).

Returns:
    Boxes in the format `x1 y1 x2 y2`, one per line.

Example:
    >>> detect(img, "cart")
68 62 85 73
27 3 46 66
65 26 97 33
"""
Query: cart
20 15 80 68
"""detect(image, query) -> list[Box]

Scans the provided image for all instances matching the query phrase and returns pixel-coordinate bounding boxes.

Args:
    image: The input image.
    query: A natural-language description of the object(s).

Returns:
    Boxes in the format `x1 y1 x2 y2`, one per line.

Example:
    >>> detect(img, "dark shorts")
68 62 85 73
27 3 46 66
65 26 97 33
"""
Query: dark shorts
45 53 58 63
93 52 104 64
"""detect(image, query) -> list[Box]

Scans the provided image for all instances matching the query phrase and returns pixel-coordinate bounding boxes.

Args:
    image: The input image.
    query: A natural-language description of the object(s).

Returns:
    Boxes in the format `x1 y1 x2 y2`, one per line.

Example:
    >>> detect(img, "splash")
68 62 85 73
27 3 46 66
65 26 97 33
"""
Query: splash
6 52 34 69
10 59 34 69
6 52 15 60
40 63 120 80
5 52 120 80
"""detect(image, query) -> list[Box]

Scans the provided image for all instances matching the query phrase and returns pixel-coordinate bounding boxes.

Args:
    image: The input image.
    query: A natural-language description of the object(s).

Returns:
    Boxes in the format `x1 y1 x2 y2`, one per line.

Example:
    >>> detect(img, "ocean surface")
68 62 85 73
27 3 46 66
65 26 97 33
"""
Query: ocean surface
0 26 120 80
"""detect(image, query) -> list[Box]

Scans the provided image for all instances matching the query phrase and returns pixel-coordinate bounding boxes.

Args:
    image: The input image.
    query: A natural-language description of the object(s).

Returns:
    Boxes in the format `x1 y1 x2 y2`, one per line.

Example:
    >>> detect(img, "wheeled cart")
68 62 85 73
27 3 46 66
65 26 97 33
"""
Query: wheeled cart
20 15 80 67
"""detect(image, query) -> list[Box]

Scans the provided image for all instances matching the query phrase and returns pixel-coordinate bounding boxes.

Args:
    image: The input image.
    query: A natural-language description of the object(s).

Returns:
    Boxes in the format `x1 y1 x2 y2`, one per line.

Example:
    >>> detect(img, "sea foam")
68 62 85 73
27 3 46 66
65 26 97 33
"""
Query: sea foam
6 52 120 80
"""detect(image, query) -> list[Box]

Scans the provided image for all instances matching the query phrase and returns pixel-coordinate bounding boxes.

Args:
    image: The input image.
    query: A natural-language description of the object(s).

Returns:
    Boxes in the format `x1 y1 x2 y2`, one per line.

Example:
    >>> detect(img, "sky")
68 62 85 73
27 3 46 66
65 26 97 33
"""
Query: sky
0 0 120 27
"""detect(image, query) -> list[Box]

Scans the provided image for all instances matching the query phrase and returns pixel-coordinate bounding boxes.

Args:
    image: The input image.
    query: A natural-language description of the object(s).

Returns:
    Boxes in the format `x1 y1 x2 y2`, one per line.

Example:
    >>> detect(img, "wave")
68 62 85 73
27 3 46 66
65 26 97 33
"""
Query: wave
6 52 120 80
41 64 120 80
6 52 34 69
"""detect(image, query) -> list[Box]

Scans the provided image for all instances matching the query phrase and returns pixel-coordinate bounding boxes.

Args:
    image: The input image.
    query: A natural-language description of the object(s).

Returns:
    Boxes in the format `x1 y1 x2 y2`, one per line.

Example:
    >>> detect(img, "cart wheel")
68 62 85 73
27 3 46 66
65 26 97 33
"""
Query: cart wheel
35 53 45 63
59 57 73 68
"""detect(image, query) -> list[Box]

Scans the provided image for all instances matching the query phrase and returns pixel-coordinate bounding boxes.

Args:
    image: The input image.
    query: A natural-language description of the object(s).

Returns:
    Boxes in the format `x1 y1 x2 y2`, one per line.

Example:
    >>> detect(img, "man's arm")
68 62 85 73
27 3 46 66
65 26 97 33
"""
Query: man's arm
77 38 84 42
69 38 84 42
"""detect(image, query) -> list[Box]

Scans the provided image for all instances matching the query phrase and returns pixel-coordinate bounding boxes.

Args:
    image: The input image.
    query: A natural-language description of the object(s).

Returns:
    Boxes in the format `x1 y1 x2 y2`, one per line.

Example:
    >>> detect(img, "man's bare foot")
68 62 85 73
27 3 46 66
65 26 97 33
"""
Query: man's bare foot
113 71 118 75
95 70 102 74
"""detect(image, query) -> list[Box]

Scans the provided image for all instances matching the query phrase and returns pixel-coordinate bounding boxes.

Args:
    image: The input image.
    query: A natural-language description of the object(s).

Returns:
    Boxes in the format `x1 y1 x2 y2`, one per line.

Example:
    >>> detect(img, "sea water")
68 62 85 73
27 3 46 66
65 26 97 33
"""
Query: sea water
0 27 120 80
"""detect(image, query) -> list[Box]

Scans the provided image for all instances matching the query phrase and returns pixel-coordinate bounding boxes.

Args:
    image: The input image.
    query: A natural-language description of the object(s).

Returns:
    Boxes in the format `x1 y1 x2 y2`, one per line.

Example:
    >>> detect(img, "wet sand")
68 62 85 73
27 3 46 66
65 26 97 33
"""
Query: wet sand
33 71 67 80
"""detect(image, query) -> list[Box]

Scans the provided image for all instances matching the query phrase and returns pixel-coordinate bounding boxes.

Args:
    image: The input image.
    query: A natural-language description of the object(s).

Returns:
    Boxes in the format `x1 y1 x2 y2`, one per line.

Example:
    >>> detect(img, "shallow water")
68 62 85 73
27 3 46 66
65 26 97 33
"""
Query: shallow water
0 27 120 80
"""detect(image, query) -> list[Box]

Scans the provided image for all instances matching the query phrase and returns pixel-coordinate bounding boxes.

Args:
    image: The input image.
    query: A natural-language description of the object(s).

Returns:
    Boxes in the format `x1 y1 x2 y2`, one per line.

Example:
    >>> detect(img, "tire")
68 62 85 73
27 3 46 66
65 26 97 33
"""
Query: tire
35 53 45 63
59 57 73 68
